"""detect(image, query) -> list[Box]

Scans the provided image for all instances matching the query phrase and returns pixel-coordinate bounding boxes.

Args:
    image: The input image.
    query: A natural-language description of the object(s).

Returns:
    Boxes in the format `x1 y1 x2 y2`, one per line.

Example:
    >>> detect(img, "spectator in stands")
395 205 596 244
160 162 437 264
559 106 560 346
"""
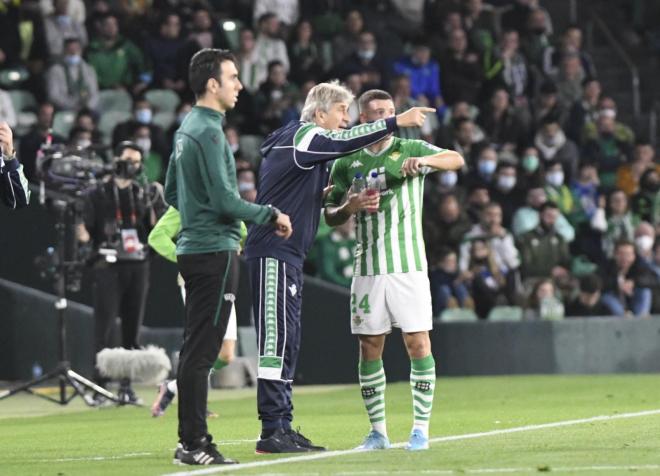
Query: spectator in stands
483 30 531 109
332 9 364 65
46 37 99 112
39 0 85 24
254 60 298 134
544 26 596 80
253 0 299 31
334 31 389 90
224 126 242 162
281 78 317 125
521 7 552 69
43 0 88 58
313 217 356 288
490 161 524 228
167 101 191 146
465 145 498 188
554 53 585 112
513 186 575 243
112 97 169 161
143 13 186 93
68 125 92 149
566 77 601 144
390 74 438 143
524 278 564 320
462 0 496 56
604 190 635 258
288 20 323 84
531 81 567 131
445 118 484 164
634 221 656 267
502 0 553 36
19 102 65 182
465 184 490 224
255 12 290 74
393 42 443 109
459 202 520 285
631 168 660 228
437 101 486 148
544 160 574 218
74 108 103 146
236 28 263 94
565 274 612 317
131 124 163 183
477 87 526 152
439 28 483 105
582 97 635 145
0 89 17 128
429 247 472 317
518 201 571 283
424 193 473 258
237 167 257 203
616 141 658 197
570 161 607 264
583 110 633 189
86 13 149 94
465 237 508 319
517 146 544 194
534 115 579 181
600 240 655 317
425 169 461 204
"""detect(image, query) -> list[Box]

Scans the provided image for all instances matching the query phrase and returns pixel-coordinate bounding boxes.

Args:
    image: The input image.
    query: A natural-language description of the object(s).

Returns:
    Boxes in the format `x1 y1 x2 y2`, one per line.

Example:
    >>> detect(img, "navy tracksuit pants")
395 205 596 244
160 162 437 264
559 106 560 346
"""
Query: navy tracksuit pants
248 257 303 430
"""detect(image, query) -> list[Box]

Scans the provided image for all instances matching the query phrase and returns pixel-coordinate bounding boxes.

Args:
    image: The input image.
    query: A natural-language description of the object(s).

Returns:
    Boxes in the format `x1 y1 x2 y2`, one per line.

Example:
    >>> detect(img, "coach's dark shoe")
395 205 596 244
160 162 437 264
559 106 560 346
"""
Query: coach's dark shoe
286 428 326 451
255 428 310 454
179 437 238 465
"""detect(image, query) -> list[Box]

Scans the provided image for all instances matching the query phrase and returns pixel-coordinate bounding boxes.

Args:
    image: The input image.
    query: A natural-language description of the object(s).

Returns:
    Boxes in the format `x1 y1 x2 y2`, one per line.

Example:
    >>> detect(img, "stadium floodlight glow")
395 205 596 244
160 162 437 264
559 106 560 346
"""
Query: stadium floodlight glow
223 21 236 31
8 71 20 81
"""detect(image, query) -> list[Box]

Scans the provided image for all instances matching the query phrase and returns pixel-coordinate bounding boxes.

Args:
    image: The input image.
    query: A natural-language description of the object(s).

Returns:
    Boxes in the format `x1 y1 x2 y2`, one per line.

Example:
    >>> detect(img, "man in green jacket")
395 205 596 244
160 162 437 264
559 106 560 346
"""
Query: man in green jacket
164 48 292 466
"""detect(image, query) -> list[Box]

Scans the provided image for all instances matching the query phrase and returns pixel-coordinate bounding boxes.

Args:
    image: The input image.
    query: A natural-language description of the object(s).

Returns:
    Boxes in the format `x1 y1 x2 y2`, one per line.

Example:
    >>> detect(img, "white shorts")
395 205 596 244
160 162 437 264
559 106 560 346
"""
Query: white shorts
179 283 237 341
350 271 433 335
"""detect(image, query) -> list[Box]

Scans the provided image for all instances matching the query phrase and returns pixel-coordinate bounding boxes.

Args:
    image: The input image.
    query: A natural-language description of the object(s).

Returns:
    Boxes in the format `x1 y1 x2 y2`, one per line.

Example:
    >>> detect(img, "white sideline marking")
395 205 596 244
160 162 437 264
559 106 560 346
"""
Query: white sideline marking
46 452 152 462
161 408 660 476
334 465 660 475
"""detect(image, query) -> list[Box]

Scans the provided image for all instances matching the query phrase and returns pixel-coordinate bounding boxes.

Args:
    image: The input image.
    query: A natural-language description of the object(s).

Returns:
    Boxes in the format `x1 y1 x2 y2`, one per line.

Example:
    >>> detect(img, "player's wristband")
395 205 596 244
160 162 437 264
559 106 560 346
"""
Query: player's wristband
267 204 281 224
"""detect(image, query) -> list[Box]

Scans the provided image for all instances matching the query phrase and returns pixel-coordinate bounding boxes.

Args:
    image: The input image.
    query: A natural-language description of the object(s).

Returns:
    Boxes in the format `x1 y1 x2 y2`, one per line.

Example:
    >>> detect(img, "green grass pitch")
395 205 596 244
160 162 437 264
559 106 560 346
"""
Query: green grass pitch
0 375 659 475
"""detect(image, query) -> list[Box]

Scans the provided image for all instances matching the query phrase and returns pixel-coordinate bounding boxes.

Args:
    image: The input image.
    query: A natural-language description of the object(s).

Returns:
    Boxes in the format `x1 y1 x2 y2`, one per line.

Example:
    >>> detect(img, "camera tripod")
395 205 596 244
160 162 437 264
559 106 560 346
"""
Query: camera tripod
0 198 119 406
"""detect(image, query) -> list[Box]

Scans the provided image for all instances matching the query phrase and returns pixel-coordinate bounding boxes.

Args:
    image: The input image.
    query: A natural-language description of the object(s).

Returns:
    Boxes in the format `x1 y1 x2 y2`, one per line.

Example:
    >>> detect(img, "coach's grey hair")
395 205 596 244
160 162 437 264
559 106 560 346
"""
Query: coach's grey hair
300 80 354 122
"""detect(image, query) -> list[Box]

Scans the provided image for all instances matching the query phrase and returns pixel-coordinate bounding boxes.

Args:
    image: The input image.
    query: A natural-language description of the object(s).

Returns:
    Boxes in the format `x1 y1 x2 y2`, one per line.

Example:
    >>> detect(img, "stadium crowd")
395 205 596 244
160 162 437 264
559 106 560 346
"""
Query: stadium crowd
2 0 660 320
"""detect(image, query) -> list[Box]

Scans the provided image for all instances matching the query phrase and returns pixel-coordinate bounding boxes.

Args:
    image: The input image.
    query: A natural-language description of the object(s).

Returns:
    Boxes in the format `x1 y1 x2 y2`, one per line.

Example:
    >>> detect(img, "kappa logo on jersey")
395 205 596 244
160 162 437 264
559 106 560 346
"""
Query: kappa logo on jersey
175 139 183 159
350 160 363 168
289 284 297 297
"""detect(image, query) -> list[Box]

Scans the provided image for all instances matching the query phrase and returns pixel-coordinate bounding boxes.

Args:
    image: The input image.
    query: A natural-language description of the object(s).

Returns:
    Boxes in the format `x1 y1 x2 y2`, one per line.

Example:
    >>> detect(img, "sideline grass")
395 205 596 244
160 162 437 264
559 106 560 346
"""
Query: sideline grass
0 375 658 475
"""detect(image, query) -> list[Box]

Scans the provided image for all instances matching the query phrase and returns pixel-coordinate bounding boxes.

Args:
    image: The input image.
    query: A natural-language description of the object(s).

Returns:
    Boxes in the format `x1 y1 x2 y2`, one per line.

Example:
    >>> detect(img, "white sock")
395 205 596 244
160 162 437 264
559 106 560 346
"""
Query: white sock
166 379 178 394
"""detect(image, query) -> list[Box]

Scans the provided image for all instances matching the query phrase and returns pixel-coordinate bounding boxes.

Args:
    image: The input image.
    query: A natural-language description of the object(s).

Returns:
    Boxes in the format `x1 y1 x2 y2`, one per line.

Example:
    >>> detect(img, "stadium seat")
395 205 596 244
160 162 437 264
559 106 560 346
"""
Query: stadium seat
145 89 180 113
0 67 30 88
438 308 478 323
52 111 76 138
487 306 523 322
238 134 264 165
8 89 37 113
98 89 133 113
98 110 131 144
153 111 175 130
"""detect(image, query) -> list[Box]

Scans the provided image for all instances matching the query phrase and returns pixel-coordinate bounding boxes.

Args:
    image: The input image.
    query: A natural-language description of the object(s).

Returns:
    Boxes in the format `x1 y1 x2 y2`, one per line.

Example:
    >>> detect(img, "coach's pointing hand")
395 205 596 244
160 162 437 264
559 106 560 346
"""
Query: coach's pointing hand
274 212 293 239
396 107 436 128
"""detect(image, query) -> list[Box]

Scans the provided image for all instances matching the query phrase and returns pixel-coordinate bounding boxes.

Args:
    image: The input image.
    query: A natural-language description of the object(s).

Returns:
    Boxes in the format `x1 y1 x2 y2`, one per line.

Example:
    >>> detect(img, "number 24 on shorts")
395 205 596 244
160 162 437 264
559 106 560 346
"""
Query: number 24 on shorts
351 293 371 314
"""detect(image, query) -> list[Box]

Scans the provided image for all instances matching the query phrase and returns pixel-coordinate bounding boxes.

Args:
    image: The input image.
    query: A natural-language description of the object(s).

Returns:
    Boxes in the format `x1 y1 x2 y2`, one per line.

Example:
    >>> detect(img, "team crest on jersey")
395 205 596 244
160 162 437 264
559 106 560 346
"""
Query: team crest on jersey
289 284 297 297
353 315 363 326
175 139 183 159
389 151 401 160
350 160 363 168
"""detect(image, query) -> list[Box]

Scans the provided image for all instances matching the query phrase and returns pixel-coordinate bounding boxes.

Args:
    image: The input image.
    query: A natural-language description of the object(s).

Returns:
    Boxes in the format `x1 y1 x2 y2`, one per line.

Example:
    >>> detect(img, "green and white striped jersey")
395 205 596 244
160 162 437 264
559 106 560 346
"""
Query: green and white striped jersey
326 137 446 277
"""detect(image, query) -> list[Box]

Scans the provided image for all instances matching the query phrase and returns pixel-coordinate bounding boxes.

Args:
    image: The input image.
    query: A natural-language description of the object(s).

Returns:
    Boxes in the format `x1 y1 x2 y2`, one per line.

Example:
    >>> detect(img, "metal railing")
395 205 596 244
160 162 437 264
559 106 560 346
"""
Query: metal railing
587 13 641 123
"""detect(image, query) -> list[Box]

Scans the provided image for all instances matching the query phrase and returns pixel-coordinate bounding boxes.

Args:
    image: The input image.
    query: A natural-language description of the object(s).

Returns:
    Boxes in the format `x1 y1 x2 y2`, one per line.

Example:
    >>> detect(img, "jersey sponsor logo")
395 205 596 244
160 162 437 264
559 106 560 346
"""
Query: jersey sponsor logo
289 284 297 297
350 160 363 168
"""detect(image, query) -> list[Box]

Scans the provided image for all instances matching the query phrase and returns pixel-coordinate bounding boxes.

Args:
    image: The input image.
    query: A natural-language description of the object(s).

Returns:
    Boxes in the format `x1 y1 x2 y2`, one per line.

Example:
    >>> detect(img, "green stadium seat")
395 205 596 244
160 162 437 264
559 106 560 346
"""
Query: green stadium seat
52 111 76 138
153 111 175 130
98 89 133 113
145 89 180 114
438 308 478 323
487 306 523 322
8 89 37 113
98 110 131 144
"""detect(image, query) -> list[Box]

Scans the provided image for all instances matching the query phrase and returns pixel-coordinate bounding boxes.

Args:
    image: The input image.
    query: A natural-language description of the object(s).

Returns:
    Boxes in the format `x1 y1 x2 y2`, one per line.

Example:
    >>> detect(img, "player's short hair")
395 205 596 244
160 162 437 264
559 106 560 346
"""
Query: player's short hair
188 48 237 99
358 89 393 113
300 80 354 122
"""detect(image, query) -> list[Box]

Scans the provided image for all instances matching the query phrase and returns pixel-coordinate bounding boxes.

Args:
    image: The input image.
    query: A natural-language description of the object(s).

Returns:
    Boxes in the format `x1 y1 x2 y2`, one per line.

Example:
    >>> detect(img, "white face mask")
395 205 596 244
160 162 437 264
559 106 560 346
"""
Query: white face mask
238 181 255 192
497 175 516 191
77 139 91 149
546 171 564 187
636 235 654 253
439 171 458 188
136 137 151 154
230 143 240 153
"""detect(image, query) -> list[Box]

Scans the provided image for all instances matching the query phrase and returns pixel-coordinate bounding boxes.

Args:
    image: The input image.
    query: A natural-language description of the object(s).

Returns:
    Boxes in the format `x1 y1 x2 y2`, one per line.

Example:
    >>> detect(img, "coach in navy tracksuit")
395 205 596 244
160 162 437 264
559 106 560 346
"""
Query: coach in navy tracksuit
243 81 433 453
0 122 29 209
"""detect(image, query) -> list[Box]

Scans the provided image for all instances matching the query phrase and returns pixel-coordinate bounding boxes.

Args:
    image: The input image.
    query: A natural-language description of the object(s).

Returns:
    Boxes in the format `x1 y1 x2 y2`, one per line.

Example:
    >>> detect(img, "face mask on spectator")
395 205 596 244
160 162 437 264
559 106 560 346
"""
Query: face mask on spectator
230 143 240 153
56 15 71 26
478 160 497 176
357 49 375 61
136 137 151 154
135 108 153 125
439 171 458 188
522 154 539 172
238 181 255 192
65 55 82 66
636 235 654 254
77 138 91 149
497 175 516 191
546 171 564 187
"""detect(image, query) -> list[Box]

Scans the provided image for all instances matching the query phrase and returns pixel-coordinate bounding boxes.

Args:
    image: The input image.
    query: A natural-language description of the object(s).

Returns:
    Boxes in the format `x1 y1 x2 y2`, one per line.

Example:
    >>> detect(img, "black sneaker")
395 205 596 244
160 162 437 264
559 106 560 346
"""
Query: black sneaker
179 438 238 465
256 428 312 454
286 428 326 451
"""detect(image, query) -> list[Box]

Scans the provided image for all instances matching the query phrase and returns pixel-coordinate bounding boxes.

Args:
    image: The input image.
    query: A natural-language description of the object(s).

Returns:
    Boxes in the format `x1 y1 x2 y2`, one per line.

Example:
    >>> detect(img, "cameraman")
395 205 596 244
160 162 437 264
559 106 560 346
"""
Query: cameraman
76 141 165 404
0 122 30 209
